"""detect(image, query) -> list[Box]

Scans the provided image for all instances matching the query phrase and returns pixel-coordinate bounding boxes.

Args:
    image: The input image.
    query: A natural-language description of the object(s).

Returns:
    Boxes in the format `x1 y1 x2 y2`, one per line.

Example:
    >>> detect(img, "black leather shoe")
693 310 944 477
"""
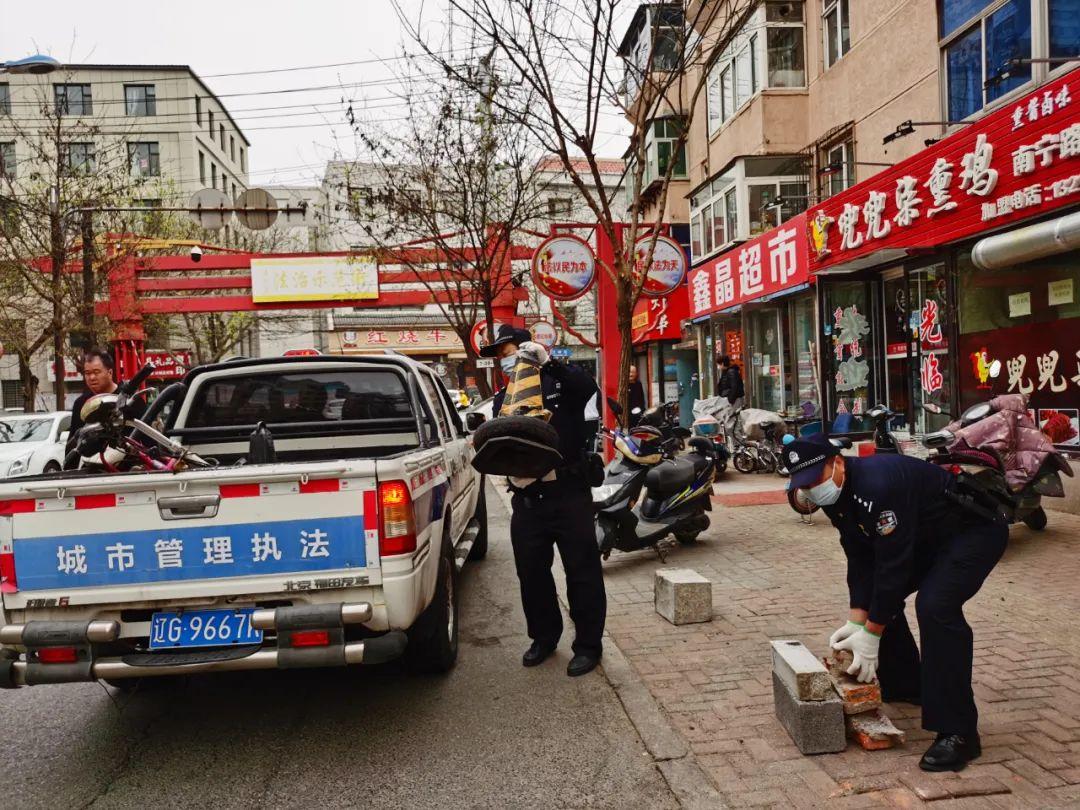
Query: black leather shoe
522 641 557 667
919 733 981 772
567 653 600 677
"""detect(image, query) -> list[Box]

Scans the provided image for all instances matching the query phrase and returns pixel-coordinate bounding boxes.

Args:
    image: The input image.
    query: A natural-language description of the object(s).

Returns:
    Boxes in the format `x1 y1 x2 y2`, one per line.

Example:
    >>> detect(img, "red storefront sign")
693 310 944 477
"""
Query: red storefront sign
688 212 809 319
809 68 1080 270
145 350 192 380
631 286 689 344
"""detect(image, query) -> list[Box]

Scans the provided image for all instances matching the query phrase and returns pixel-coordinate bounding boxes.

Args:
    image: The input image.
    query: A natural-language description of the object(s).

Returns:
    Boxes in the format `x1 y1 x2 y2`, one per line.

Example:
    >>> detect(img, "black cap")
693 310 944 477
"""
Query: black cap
479 324 533 358
785 433 841 489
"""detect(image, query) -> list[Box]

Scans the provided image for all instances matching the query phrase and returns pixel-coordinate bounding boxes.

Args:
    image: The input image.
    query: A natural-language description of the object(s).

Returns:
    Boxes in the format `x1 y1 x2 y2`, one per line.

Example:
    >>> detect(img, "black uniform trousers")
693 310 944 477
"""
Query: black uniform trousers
510 476 606 658
876 517 1008 737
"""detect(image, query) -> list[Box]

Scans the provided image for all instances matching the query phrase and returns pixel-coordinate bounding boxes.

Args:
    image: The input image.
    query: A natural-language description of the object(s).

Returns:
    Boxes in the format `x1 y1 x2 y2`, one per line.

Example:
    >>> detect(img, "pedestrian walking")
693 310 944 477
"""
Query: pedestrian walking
481 325 607 677
785 433 1008 771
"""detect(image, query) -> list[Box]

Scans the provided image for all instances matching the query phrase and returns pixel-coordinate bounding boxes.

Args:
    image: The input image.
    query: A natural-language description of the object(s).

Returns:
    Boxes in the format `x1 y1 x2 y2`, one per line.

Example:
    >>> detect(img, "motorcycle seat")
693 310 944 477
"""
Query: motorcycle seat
645 457 696 495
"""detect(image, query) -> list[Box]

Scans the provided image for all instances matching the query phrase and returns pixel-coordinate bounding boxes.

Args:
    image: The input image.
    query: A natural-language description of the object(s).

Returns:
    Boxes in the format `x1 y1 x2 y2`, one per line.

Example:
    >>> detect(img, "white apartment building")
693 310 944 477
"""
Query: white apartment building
0 64 250 204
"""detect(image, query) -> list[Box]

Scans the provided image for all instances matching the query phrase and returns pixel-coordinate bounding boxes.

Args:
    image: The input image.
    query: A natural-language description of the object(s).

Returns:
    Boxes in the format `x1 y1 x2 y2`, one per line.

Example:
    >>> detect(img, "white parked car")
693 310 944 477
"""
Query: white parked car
0 412 71 478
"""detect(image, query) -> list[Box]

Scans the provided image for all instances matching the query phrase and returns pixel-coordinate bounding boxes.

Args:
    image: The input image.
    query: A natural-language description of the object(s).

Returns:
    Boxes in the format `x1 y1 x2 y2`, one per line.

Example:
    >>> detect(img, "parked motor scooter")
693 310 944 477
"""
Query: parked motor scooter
593 399 717 560
921 399 1072 531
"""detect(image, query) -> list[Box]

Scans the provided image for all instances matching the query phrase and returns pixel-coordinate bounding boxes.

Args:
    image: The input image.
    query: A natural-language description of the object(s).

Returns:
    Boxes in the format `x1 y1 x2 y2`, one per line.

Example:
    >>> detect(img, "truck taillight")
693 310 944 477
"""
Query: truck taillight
37 647 78 664
378 480 417 556
0 550 16 593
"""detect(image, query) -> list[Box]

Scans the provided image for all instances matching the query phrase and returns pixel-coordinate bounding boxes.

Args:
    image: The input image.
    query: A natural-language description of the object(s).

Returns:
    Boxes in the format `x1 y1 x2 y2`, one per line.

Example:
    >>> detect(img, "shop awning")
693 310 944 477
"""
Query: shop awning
971 210 1080 270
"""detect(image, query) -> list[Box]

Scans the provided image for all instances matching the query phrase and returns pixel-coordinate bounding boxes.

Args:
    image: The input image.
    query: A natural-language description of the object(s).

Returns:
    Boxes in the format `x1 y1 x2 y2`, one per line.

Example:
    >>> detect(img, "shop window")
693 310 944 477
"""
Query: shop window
957 251 1080 448
823 280 877 433
789 295 819 417
747 308 787 413
823 0 851 69
909 263 953 434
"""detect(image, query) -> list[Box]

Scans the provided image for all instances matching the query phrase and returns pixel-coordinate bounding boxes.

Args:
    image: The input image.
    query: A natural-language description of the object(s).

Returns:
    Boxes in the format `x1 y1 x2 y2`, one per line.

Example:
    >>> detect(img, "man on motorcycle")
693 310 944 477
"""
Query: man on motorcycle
64 348 121 464
785 433 1008 772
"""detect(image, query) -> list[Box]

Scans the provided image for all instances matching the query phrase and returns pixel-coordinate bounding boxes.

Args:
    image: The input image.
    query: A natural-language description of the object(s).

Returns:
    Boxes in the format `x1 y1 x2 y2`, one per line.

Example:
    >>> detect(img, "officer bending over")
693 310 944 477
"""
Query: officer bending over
482 325 606 677
786 433 1008 772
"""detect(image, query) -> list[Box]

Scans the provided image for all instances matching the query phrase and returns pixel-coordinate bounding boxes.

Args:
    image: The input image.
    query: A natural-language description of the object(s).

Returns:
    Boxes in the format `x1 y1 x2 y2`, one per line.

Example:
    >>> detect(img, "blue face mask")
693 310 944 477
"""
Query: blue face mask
499 355 517 375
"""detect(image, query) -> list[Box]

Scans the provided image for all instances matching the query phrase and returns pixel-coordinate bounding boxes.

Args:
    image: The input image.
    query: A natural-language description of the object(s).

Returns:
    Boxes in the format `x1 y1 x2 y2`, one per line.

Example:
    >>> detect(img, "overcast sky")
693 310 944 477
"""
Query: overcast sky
2 0 630 188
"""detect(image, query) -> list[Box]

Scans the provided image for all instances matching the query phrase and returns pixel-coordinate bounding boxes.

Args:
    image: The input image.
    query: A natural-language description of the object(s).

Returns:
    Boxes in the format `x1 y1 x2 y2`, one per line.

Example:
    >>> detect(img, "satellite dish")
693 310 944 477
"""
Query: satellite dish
236 188 279 231
188 188 231 230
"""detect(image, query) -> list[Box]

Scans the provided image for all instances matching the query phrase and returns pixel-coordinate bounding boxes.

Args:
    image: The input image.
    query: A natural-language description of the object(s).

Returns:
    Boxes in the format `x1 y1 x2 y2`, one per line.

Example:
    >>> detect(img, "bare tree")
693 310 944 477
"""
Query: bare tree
396 0 753 413
0 72 176 407
341 55 553 397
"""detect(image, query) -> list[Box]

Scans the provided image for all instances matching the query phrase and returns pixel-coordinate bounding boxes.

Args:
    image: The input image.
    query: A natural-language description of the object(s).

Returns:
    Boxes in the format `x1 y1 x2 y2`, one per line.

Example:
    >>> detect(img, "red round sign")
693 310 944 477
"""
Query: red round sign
469 320 505 355
531 234 597 301
634 234 688 297
530 320 558 349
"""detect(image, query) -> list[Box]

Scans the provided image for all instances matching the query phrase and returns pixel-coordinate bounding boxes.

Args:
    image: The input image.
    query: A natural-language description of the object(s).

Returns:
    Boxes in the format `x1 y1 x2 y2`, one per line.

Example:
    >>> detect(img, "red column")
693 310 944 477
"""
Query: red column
595 224 624 445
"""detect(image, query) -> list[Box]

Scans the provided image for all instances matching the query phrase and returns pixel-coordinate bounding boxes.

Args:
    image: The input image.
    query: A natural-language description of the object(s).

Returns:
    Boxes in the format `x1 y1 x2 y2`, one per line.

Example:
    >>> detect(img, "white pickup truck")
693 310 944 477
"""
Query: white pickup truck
0 354 487 688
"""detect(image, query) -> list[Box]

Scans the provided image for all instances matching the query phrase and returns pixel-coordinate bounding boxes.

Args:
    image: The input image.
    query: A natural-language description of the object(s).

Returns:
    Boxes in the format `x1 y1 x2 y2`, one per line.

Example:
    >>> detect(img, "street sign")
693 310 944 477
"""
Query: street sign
635 234 688 297
531 234 597 301
188 188 231 230
530 320 558 350
476 357 494 368
235 188 279 230
550 347 572 359
469 320 505 355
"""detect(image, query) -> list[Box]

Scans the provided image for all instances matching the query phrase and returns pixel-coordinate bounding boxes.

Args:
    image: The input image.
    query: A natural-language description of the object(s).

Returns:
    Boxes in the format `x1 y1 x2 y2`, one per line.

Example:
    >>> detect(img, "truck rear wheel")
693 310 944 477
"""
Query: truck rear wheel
466 480 488 561
406 536 459 674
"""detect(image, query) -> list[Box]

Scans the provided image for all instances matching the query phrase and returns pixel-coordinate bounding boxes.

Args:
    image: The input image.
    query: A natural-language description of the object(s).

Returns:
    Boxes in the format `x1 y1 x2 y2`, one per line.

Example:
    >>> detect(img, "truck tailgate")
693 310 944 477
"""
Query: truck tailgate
0 462 382 610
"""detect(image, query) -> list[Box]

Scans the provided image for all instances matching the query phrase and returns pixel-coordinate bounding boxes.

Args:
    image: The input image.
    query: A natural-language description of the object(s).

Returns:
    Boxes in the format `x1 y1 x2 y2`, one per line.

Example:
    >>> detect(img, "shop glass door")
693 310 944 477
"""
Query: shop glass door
910 263 952 434
882 274 912 433
747 308 785 412
822 280 877 433
789 295 818 418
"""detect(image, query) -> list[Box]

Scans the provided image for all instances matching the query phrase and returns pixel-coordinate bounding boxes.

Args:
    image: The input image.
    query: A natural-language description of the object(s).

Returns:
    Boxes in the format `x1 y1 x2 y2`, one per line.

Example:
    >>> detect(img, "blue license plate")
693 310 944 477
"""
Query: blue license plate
148 608 263 650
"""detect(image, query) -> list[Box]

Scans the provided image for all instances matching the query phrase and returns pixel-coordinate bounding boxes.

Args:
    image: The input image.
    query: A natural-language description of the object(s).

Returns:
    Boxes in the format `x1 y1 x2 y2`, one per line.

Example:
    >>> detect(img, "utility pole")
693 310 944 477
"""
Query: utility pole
476 45 499 394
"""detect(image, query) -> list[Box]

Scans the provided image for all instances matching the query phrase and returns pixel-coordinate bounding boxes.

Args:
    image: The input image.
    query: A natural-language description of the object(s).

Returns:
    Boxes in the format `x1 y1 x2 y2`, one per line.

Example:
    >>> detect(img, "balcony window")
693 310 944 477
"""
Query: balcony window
1049 0 1080 59
54 84 92 116
819 136 855 200
128 142 160 177
196 95 202 126
643 118 688 187
124 84 156 116
748 180 808 236
938 0 1080 122
706 4 802 136
823 0 851 69
63 142 95 173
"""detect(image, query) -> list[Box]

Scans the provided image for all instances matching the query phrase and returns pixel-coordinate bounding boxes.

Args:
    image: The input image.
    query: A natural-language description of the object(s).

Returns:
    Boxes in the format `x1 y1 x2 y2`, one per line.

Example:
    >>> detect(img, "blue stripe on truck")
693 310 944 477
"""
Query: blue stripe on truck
13 515 367 591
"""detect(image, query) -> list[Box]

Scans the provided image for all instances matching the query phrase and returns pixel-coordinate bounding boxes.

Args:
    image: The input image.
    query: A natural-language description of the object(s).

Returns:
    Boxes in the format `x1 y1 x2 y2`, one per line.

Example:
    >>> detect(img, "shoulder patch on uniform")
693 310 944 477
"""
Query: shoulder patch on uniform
876 510 898 536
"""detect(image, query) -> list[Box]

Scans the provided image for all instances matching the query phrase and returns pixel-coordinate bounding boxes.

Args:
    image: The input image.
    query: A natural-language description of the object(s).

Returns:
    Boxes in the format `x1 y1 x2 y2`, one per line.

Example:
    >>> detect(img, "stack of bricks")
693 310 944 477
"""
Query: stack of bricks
825 649 906 751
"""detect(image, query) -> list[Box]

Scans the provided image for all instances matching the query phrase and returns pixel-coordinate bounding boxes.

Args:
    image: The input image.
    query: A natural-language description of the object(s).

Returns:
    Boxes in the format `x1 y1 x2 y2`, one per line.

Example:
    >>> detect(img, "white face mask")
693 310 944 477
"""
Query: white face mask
499 354 517 375
806 463 843 506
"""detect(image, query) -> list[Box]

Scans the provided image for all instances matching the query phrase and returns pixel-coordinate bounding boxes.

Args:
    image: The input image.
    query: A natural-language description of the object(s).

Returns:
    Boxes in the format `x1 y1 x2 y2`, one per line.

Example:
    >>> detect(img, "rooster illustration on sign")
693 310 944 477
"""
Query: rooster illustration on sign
969 347 1002 390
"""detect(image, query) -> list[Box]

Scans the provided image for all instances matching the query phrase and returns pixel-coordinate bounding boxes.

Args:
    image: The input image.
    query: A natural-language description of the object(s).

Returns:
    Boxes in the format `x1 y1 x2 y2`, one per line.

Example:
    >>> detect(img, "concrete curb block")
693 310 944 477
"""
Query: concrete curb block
487 478 727 808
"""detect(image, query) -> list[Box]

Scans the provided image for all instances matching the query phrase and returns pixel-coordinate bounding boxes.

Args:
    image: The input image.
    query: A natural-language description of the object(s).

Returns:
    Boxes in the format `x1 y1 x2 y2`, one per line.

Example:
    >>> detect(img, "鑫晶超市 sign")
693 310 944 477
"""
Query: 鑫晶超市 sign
687 212 809 318
251 255 379 303
808 68 1080 271
634 235 688 297
531 235 597 301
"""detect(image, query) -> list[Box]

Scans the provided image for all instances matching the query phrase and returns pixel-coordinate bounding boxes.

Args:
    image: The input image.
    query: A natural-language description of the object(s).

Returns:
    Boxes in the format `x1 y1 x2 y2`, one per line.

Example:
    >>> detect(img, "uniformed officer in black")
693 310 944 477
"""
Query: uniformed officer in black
481 325 606 677
786 433 1008 772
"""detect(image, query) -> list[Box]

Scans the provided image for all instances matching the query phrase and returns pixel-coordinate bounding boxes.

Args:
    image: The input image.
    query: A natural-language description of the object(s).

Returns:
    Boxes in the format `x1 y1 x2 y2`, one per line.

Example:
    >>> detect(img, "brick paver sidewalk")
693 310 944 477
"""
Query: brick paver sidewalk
600 498 1080 808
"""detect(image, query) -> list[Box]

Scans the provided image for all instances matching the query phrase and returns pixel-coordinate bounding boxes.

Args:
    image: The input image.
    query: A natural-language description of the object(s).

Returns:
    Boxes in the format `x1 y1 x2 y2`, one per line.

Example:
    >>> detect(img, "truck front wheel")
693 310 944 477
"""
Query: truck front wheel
406 536 459 674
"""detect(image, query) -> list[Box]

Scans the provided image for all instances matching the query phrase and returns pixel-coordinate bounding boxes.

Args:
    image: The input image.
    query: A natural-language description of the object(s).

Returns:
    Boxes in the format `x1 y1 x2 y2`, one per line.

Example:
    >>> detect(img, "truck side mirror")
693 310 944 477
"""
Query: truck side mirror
466 412 486 431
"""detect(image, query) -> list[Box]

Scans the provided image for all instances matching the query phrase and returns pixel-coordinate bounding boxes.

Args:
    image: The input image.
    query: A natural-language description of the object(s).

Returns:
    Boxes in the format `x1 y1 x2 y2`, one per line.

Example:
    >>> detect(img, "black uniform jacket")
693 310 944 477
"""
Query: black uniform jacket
493 362 598 462
821 454 957 627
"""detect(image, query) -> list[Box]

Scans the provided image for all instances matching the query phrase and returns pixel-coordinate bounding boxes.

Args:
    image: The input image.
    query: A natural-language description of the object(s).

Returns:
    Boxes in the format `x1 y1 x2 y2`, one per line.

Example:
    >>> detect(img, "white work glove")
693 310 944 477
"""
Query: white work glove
517 341 549 367
832 628 881 684
829 620 864 648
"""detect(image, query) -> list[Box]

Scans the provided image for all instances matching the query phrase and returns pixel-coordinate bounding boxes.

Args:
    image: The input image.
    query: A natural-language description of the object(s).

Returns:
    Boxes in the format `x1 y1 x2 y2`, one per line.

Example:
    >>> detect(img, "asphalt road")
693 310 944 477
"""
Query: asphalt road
0 482 677 809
